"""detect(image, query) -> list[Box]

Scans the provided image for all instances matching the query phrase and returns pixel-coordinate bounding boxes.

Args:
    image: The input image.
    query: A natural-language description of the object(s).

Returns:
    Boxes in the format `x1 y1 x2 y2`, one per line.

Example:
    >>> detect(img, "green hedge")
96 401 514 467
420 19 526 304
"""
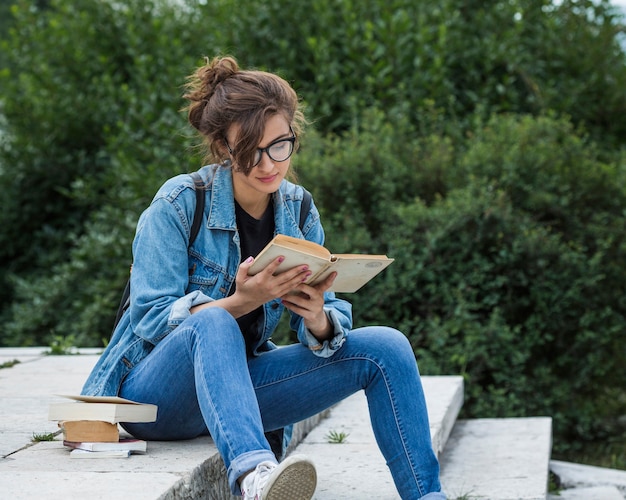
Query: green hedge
295 111 626 459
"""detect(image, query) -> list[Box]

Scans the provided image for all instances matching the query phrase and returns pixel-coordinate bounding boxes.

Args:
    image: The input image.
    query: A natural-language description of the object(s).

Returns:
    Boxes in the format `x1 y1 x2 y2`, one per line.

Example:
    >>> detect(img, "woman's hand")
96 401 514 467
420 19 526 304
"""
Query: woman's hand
229 255 312 315
191 256 334 338
280 271 337 341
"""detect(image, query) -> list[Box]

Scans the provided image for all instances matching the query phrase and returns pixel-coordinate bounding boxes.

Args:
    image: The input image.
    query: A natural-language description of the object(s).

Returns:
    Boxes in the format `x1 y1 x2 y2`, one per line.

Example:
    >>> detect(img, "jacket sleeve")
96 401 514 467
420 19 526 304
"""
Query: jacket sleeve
287 198 353 357
129 193 207 344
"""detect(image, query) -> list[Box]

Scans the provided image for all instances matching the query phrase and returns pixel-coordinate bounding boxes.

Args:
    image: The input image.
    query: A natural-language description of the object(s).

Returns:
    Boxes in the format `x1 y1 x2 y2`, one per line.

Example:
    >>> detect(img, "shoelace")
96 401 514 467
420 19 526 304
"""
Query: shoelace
243 461 276 500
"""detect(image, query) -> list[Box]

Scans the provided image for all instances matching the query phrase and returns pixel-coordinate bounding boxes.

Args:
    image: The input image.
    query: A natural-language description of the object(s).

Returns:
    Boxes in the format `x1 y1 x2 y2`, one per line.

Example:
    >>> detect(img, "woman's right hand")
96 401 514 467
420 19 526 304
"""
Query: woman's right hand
190 256 310 318
233 256 311 311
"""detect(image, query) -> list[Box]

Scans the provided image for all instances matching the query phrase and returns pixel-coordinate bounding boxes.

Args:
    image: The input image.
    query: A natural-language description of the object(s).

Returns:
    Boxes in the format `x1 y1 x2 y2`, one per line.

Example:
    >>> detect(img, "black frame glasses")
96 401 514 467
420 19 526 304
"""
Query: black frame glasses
225 128 297 167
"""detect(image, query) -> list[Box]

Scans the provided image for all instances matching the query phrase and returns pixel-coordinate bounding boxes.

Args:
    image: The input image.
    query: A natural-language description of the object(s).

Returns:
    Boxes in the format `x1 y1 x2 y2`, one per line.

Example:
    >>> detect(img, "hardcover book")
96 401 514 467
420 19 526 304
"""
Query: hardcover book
49 395 157 424
63 438 147 454
59 420 120 443
69 449 131 459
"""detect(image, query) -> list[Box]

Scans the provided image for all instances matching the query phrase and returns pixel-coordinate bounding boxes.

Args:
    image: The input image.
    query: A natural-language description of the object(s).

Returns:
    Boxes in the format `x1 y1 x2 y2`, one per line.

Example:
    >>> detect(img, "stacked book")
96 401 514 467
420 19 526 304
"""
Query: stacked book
48 395 157 459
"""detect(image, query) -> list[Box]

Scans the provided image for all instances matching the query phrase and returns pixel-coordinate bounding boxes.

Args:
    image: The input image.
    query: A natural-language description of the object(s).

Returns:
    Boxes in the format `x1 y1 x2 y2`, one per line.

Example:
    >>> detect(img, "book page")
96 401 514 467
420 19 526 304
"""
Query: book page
321 255 394 293
269 234 331 258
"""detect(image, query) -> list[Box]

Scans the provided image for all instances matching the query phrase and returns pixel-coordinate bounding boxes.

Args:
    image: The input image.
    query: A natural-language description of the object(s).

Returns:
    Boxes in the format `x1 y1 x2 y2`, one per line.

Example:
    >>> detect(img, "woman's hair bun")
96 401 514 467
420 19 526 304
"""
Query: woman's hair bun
185 56 240 132
199 56 239 102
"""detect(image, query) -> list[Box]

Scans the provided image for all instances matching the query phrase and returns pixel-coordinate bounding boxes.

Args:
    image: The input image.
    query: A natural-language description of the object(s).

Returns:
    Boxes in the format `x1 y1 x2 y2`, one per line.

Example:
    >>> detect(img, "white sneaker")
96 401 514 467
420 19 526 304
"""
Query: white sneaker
241 454 317 500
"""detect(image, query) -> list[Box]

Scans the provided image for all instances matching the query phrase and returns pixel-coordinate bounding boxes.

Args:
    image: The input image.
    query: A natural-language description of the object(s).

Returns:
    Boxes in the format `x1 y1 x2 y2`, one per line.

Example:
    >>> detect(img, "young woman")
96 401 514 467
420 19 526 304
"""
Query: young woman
82 56 446 500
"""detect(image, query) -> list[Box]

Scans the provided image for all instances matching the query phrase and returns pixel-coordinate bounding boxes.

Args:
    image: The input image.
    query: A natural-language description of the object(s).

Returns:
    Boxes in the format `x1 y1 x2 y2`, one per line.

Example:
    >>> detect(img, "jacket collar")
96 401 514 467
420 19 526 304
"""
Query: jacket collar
206 164 237 230
205 164 291 234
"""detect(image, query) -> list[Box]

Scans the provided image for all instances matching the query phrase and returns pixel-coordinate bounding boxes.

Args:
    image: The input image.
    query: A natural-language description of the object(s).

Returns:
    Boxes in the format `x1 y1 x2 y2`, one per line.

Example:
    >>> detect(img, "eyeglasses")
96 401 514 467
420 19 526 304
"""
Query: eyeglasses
225 129 297 167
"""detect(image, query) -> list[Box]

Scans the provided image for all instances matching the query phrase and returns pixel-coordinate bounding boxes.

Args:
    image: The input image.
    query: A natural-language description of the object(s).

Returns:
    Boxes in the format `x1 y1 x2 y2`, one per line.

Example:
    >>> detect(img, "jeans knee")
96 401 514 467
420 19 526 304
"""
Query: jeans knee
183 307 243 347
191 306 234 324
353 326 416 367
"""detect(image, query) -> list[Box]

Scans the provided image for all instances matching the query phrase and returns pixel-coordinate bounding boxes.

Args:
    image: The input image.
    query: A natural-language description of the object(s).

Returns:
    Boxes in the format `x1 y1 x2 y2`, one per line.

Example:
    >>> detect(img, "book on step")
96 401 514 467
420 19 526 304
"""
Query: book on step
69 449 131 459
248 234 394 293
59 420 120 443
48 395 158 424
63 438 147 454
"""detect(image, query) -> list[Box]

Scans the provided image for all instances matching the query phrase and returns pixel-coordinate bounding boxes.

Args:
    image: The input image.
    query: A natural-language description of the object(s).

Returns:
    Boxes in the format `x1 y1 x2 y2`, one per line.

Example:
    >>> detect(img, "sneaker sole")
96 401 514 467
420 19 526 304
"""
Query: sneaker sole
263 454 317 500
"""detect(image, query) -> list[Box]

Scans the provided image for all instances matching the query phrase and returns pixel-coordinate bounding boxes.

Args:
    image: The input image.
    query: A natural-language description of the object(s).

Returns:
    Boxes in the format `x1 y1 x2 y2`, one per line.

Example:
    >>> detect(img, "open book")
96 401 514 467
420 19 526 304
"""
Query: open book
248 234 394 293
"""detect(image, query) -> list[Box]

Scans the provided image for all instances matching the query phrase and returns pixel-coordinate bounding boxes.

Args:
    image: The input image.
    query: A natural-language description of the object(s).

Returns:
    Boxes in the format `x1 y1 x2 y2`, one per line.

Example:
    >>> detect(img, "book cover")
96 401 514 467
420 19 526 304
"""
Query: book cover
49 395 158 424
248 234 394 293
60 420 120 443
69 449 131 459
63 438 147 454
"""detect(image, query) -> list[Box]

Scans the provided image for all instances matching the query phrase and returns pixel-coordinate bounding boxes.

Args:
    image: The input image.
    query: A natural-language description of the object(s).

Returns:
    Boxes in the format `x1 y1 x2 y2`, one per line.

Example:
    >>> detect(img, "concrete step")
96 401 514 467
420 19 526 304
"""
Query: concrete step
439 417 553 500
0 348 464 499
0 349 324 500
0 348 103 457
293 376 464 499
549 460 626 499
5 348 617 500
548 485 624 500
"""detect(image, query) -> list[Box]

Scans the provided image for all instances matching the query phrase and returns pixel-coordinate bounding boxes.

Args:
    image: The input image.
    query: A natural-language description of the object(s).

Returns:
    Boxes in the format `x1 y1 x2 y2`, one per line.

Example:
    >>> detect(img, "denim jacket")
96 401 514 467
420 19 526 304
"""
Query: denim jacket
82 164 352 396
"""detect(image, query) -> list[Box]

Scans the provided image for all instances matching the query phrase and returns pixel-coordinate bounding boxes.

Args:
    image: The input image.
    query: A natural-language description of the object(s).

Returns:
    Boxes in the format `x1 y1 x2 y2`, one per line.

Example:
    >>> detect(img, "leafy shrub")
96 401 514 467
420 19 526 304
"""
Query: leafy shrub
296 107 458 252
0 0 209 345
339 113 626 456
384 185 624 433
212 0 626 146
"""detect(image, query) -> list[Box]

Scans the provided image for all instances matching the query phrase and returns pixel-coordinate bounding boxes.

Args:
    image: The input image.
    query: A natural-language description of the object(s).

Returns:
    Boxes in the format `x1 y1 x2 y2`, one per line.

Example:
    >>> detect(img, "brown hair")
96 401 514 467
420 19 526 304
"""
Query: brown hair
183 56 305 175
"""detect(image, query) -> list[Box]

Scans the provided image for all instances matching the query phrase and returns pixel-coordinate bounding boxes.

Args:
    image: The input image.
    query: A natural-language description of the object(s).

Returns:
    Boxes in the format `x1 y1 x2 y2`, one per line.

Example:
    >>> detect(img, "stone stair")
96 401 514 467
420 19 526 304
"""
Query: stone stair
292 377 553 499
295 376 464 499
2 348 625 499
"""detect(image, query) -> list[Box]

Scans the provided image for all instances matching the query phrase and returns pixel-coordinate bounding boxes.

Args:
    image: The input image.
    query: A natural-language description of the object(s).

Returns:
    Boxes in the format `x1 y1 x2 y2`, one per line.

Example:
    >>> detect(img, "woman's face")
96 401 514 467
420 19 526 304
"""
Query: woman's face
229 114 293 199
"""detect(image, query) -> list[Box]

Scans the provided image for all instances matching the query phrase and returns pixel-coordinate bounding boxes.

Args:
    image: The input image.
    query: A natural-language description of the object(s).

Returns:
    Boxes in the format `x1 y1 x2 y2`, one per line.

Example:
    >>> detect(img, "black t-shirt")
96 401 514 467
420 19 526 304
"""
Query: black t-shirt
234 200 275 351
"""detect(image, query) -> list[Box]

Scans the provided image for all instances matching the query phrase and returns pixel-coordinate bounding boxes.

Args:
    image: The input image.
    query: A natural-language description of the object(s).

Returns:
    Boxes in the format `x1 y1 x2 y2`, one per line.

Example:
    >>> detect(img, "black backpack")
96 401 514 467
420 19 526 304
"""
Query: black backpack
112 172 312 333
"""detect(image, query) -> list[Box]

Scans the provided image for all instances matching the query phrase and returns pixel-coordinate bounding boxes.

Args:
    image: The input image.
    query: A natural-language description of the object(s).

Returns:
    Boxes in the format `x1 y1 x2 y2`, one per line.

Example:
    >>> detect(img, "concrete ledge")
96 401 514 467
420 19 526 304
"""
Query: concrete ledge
0 349 327 500
550 459 626 497
1 348 461 499
288 376 464 499
423 376 464 457
548 485 625 500
2 412 326 500
440 417 553 500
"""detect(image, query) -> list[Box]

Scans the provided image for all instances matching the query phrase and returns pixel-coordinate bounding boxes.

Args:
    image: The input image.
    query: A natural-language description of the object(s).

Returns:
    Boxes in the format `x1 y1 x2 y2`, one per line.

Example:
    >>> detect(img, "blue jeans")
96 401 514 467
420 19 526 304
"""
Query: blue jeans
120 308 445 500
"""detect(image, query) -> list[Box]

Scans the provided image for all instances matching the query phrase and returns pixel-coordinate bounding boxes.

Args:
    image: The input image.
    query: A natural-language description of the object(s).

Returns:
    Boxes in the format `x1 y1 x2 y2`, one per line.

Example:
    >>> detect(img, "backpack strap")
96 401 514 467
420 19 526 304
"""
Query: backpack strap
113 172 206 333
189 171 206 245
113 279 131 330
299 188 312 231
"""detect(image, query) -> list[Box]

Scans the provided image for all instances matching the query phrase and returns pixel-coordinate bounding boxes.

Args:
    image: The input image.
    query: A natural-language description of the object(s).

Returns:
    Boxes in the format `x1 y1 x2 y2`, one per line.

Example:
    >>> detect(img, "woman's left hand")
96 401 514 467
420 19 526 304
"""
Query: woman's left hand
280 272 337 341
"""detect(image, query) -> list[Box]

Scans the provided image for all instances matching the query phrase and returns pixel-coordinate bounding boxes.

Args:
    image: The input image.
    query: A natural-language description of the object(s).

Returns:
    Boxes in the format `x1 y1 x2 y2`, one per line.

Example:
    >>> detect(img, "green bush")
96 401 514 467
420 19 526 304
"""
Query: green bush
213 0 626 146
296 106 459 251
296 110 625 459
0 0 208 345
385 184 624 434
